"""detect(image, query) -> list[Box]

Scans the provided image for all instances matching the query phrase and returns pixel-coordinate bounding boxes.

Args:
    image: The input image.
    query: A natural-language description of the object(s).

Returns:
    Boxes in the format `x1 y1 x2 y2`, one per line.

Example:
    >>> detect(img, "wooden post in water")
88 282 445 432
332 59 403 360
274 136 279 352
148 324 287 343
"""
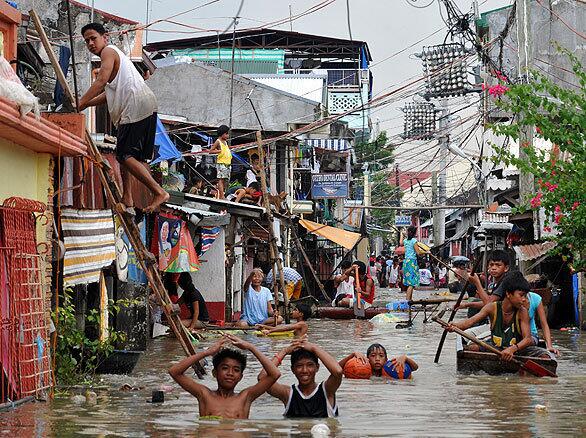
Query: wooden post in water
255 132 289 323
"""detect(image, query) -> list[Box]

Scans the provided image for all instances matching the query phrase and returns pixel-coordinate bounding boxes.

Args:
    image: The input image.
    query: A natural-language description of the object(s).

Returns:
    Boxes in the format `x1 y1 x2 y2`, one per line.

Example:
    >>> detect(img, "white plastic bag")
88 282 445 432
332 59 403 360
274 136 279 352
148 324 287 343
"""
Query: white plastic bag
0 55 40 119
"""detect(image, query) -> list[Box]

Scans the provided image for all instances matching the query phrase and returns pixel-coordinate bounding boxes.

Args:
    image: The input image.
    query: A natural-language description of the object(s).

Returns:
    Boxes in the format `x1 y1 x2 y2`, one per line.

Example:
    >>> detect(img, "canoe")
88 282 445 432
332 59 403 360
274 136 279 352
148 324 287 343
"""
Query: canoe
317 306 389 319
456 349 558 376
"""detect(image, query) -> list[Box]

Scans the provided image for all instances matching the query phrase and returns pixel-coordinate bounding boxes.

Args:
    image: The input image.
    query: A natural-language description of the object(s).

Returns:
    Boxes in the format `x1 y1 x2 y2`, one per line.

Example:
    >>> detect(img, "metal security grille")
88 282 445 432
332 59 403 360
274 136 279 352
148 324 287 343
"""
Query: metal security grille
0 200 52 403
328 92 361 114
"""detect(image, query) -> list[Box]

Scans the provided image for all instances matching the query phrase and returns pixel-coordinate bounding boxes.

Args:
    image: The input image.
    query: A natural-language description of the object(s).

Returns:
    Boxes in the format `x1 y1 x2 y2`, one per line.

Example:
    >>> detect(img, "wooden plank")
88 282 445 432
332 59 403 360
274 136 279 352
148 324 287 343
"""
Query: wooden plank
30 9 205 377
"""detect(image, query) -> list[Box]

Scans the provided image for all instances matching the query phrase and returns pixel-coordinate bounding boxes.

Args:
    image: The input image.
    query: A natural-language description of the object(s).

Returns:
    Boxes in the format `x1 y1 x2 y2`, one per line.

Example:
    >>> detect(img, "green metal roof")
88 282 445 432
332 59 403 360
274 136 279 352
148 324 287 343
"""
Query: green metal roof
171 48 285 72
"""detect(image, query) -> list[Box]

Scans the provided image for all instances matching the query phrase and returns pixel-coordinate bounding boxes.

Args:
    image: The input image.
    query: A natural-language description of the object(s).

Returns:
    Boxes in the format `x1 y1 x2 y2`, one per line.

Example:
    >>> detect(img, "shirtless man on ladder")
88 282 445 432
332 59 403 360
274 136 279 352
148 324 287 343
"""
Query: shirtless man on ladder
78 22 169 214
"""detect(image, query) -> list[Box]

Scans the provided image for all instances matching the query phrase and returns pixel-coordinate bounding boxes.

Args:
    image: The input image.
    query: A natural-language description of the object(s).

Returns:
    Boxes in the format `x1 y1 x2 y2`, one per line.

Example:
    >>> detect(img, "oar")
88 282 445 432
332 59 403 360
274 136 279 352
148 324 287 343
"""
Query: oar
353 265 365 318
432 254 483 363
432 317 557 378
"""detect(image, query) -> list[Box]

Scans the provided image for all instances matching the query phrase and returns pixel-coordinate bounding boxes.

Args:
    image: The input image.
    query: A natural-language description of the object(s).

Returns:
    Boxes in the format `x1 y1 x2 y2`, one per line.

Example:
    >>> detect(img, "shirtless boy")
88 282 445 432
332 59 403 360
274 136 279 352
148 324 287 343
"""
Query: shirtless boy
256 304 311 337
168 334 280 419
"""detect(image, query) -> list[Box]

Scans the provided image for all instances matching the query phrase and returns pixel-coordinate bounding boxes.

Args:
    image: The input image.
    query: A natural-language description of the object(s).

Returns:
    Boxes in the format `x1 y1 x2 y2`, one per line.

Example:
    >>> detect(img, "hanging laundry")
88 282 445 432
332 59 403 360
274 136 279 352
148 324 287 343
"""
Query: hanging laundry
153 213 200 273
61 209 116 286
199 226 221 256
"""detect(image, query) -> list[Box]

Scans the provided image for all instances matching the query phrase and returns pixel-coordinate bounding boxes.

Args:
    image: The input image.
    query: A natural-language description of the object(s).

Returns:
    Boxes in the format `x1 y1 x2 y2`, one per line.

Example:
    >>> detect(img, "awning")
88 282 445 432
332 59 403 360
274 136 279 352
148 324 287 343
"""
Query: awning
299 219 361 250
513 241 557 262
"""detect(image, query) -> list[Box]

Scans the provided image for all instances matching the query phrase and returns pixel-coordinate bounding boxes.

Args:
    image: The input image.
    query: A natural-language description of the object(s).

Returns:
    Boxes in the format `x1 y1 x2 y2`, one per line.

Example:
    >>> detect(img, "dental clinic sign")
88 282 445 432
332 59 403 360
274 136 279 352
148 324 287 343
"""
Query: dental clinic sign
311 173 349 199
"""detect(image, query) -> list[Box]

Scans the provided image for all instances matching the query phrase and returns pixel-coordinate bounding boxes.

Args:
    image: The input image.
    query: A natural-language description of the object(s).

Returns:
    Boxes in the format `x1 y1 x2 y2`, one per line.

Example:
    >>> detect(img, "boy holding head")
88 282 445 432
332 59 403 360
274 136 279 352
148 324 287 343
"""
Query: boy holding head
168 334 280 419
258 338 342 418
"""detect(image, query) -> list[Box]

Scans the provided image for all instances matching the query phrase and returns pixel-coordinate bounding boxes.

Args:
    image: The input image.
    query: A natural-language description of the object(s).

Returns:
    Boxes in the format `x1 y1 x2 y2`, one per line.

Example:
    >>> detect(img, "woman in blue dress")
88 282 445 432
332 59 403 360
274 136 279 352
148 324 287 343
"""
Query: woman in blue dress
400 226 422 301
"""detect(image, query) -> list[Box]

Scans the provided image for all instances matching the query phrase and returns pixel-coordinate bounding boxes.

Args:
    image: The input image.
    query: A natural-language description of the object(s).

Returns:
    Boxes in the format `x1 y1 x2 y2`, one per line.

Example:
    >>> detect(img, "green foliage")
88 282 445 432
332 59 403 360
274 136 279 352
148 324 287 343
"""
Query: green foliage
490 48 586 270
354 131 393 175
53 289 133 385
354 131 401 240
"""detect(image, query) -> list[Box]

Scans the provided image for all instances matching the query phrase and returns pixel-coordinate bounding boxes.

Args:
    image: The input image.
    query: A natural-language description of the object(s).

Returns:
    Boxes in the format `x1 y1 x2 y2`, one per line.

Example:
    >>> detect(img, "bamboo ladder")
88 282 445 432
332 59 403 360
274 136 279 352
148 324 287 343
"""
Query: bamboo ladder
30 10 205 377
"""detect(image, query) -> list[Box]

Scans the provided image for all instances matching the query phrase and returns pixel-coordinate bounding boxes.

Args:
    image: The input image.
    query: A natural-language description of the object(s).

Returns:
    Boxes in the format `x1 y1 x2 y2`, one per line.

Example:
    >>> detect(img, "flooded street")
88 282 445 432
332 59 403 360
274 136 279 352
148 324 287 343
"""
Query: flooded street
2 289 585 437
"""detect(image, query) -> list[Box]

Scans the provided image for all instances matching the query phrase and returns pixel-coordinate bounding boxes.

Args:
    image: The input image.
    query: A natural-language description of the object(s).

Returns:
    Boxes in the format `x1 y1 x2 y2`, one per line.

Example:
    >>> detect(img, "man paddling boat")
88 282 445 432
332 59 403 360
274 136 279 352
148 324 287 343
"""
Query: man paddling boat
446 271 553 361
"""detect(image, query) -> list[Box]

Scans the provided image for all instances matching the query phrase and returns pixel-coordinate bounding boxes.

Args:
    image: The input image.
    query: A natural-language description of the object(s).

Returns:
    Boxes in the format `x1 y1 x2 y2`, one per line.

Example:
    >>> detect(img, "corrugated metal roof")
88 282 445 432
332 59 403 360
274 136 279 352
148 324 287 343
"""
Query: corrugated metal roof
201 60 279 74
513 242 557 262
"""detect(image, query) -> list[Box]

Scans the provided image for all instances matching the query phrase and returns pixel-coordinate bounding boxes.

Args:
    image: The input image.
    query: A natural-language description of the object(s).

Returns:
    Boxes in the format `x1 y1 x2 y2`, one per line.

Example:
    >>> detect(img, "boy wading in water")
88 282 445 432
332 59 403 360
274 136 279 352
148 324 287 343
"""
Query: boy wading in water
339 343 419 378
78 23 169 213
168 334 280 419
258 338 342 418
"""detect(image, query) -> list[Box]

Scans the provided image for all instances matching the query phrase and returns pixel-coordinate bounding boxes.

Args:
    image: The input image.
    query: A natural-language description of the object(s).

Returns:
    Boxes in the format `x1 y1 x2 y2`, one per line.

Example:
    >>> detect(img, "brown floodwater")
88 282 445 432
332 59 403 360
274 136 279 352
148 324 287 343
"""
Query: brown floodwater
1 289 585 437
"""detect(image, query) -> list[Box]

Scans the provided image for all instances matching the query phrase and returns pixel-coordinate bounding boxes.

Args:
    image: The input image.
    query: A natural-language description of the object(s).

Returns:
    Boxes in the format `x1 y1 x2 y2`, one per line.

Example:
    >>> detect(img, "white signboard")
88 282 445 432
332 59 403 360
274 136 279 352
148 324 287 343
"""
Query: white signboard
395 216 412 227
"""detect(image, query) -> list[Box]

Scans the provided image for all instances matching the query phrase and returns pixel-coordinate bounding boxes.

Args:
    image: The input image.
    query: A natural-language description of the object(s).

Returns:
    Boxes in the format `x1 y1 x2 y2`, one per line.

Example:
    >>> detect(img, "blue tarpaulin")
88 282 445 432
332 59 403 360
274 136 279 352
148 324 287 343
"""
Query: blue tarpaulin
152 116 182 164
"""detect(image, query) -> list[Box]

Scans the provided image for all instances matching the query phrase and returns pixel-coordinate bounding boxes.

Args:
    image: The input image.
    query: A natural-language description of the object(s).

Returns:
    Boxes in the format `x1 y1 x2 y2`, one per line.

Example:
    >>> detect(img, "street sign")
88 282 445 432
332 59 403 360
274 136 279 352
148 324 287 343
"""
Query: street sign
395 215 412 227
311 173 349 199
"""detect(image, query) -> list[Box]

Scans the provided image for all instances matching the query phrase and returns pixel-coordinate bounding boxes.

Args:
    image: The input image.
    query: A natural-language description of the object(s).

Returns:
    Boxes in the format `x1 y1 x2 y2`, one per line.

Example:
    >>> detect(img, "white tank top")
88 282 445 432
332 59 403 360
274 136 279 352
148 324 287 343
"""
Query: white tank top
104 45 157 126
333 276 354 305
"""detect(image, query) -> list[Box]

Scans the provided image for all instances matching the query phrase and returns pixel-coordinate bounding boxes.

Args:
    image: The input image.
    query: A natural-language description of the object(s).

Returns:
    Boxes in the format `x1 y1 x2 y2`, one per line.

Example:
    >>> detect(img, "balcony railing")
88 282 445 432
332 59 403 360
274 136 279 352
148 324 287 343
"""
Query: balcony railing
282 68 368 87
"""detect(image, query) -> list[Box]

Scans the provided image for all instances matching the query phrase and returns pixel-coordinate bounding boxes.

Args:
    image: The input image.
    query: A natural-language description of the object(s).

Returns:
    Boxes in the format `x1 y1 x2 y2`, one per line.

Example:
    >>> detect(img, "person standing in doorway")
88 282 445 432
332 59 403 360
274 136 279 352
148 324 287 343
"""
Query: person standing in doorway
78 23 168 213
400 226 422 301
210 125 232 199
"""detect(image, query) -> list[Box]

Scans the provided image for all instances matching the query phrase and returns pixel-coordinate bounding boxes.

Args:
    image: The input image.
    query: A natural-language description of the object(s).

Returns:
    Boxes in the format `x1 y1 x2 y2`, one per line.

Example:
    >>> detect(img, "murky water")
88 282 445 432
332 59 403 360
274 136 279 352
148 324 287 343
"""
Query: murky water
1 289 585 437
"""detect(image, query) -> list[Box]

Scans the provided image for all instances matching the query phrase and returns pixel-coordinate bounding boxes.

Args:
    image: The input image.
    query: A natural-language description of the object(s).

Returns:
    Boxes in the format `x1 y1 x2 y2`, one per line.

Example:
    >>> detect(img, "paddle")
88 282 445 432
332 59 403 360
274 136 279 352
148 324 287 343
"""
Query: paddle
353 265 365 318
432 317 557 378
432 254 483 363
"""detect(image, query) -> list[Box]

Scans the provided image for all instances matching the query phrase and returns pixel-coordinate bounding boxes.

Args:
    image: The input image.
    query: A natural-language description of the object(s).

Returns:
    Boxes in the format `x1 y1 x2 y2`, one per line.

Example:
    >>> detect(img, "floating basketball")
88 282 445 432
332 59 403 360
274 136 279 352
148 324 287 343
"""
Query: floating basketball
343 357 372 379
382 360 412 379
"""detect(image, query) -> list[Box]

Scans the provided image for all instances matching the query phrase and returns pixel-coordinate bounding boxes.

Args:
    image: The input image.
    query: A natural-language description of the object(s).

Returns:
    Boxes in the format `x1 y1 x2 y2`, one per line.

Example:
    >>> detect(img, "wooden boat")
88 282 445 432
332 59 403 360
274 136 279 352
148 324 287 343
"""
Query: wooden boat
456 349 558 376
455 328 557 376
317 306 389 319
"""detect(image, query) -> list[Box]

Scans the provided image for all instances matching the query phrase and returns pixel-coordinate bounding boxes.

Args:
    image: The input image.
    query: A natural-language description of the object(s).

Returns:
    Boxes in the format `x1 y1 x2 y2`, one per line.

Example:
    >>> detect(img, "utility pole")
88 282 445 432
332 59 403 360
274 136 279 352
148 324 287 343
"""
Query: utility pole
516 0 535 231
228 17 238 135
145 0 150 45
431 171 439 245
434 103 448 247
395 164 401 246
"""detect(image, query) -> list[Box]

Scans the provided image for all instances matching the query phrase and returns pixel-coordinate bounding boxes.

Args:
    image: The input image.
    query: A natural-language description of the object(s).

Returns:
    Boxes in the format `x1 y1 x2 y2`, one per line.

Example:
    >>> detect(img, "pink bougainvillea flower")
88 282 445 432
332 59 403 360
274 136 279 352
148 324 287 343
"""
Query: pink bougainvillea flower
530 192 543 208
554 214 563 224
572 201 581 210
543 226 552 232
555 205 562 214
488 84 509 97
544 181 558 192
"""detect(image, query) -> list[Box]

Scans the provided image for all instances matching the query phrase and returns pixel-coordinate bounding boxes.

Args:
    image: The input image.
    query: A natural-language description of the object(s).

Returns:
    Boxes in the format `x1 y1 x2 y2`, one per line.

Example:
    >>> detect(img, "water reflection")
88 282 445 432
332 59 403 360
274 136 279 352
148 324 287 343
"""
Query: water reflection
1 289 585 437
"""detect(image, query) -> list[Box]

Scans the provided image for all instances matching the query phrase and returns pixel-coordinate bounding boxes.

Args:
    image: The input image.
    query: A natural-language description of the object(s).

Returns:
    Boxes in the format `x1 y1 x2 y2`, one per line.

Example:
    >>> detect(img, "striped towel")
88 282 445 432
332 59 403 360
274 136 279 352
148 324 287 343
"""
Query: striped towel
62 209 116 286
199 226 221 256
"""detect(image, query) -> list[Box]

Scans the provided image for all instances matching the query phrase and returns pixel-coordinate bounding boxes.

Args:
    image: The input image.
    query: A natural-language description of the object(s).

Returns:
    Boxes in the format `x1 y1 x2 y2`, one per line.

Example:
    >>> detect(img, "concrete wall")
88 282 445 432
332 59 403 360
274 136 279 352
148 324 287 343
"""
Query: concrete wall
18 0 140 107
147 62 320 131
483 0 585 86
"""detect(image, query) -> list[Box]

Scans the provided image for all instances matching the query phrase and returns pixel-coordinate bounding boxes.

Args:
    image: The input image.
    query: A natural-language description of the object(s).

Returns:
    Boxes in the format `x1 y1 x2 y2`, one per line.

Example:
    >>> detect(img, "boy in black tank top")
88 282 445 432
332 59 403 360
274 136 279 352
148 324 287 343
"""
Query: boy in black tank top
258 339 342 418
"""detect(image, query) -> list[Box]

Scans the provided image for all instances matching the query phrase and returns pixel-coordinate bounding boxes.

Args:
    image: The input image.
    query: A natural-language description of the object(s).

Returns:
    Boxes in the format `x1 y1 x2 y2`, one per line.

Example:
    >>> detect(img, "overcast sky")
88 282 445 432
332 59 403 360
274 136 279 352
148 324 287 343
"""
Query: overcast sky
88 0 511 182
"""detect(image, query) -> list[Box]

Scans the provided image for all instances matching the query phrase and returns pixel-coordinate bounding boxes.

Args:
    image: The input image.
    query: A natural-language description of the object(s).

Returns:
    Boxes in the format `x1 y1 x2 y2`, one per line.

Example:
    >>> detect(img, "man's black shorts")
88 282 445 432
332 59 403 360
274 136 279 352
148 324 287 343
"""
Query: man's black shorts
116 113 157 163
